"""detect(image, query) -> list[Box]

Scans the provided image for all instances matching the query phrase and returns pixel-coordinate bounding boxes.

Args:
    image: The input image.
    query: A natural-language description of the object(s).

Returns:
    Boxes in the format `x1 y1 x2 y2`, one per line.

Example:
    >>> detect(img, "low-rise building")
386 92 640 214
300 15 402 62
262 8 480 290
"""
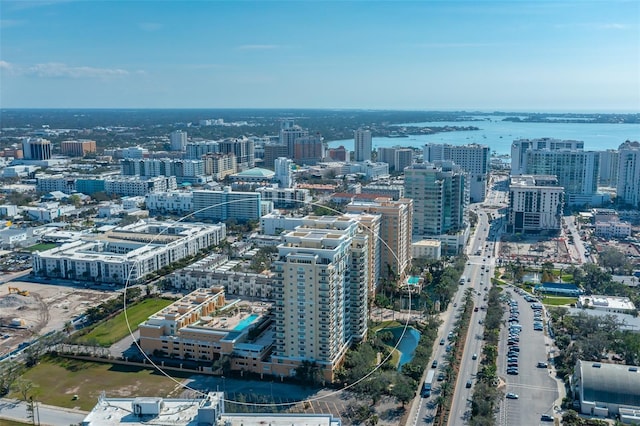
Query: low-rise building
82 392 341 426
145 191 193 215
255 185 312 209
105 176 177 197
572 360 640 423
576 295 636 313
32 220 226 284
411 239 442 260
594 220 632 239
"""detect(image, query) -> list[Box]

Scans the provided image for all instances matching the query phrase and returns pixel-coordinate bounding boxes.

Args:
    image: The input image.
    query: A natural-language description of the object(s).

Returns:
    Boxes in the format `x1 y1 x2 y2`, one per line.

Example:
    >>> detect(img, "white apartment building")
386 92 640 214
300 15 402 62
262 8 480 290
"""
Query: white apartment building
255 185 311 209
185 140 219 159
145 191 193 215
595 220 632 239
170 130 187 151
32 220 226 284
36 174 76 194
170 268 274 299
272 217 370 380
508 175 564 234
192 188 261 222
274 157 294 188
617 140 640 209
120 146 148 159
105 176 177 197
354 129 372 162
24 203 76 222
511 138 584 175
411 239 442 260
598 149 619 187
424 143 490 202
524 149 601 206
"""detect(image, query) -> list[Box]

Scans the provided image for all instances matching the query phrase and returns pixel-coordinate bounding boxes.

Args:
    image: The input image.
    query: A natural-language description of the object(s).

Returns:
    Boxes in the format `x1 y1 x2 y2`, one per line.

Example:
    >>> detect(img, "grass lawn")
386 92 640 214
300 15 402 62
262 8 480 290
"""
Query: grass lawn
561 274 574 283
370 320 402 332
9 356 186 411
72 298 173 346
542 296 577 306
24 243 57 252
0 420 30 426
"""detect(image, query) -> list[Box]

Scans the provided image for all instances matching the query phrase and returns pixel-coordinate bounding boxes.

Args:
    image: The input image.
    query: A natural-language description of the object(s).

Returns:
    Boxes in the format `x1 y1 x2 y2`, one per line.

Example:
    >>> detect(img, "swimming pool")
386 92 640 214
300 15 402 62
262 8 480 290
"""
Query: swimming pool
234 314 259 331
407 276 420 285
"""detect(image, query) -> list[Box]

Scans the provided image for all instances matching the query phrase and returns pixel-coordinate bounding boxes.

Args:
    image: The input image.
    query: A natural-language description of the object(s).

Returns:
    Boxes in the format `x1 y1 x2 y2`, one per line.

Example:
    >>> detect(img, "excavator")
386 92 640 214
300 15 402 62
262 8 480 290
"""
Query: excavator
8 287 29 296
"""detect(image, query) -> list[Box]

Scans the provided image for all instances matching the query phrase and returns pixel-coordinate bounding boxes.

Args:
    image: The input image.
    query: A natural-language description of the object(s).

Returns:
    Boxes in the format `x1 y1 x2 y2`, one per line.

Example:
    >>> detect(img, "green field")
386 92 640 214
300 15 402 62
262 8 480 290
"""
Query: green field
72 298 173 346
9 357 185 411
542 296 577 306
0 420 30 426
24 243 57 252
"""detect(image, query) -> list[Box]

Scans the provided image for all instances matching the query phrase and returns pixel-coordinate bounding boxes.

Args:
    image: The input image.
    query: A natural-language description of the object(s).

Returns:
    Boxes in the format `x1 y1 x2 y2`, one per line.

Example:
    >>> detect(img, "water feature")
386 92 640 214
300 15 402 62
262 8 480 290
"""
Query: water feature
379 326 421 369
234 314 259 331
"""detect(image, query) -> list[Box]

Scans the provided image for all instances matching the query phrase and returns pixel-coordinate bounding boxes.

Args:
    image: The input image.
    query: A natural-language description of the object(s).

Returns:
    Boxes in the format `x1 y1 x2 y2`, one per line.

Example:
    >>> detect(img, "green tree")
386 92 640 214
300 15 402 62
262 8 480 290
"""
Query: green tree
390 375 415 406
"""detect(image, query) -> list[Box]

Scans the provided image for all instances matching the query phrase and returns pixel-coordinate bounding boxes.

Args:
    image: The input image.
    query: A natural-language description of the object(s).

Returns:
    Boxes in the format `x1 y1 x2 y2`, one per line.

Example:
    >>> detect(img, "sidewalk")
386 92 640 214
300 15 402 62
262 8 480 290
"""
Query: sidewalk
0 397 88 426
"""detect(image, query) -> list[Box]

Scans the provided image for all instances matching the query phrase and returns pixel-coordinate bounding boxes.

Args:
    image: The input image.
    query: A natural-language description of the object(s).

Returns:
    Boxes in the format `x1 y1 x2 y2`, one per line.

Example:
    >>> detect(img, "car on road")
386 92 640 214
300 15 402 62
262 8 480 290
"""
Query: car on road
431 360 438 368
505 393 519 399
537 361 548 368
440 338 445 345
472 353 478 360
437 372 445 381
466 379 472 388
540 414 554 422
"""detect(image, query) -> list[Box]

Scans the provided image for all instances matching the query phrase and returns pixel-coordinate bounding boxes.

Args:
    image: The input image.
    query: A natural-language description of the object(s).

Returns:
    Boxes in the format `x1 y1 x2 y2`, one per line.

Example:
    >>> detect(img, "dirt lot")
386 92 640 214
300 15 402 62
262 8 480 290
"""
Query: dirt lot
0 281 119 357
499 235 571 264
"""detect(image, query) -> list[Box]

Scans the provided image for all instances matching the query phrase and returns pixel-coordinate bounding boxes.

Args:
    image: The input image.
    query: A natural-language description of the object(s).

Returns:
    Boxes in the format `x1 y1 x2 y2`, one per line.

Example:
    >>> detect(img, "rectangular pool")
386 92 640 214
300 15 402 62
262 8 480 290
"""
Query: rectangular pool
234 314 259 331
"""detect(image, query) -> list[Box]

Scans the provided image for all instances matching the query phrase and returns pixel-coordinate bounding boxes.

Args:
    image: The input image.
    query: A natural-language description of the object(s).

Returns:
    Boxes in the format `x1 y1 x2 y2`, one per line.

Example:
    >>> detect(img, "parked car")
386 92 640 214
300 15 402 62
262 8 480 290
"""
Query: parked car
505 392 519 399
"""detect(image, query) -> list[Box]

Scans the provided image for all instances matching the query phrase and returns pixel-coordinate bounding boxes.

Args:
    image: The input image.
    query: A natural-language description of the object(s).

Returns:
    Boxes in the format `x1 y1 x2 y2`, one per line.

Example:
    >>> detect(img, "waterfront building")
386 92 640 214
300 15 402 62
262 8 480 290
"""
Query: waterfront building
423 143 490 202
377 147 413 172
170 130 187 151
60 139 97 157
507 175 563 234
327 145 348 161
617 140 640 209
524 149 600 206
511 138 584 175
354 129 372 162
598 149 619 187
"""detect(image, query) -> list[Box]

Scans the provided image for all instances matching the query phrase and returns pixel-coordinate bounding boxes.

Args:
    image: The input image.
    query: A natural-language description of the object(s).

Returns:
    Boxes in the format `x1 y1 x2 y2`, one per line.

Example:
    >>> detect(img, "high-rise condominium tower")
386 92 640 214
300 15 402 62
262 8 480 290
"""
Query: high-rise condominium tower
354 129 372 162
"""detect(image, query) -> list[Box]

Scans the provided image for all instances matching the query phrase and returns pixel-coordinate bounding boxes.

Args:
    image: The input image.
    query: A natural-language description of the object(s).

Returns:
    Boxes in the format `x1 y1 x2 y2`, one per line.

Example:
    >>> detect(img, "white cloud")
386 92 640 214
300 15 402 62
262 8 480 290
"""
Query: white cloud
237 44 282 50
0 61 14 70
26 62 130 79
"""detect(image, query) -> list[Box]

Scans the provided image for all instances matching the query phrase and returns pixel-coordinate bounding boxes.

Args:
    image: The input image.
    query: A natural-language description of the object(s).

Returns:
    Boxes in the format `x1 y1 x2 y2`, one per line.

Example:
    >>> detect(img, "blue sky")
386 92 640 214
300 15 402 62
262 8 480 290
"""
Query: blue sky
1 0 639 111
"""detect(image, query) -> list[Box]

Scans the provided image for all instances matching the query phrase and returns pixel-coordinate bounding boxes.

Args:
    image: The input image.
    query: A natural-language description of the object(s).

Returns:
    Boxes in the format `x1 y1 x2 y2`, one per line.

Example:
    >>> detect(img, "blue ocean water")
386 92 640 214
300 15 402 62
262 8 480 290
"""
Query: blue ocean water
327 116 639 155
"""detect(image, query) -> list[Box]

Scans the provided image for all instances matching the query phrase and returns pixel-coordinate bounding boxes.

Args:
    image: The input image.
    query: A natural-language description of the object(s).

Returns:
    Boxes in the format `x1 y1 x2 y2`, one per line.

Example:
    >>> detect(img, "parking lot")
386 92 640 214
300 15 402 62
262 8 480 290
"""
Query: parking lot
497 289 561 425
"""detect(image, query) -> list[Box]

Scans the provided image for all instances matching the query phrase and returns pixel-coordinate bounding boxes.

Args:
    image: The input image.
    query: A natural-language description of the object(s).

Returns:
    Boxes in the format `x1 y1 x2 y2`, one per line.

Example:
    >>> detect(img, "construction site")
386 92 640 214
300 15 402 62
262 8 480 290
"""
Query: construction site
0 280 119 359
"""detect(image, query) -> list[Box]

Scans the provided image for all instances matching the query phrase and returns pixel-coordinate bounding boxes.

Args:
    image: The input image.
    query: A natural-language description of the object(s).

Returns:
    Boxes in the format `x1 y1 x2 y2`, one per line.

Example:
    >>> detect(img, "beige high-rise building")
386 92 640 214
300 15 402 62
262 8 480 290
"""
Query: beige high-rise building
272 216 370 381
346 197 413 282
